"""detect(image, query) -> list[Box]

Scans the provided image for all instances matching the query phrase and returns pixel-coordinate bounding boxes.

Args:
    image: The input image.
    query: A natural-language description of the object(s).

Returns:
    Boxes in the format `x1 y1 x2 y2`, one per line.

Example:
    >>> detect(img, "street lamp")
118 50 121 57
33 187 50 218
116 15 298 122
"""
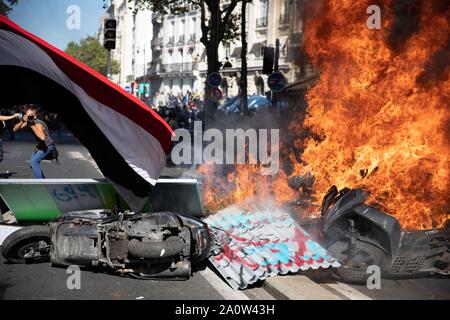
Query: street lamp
136 45 149 101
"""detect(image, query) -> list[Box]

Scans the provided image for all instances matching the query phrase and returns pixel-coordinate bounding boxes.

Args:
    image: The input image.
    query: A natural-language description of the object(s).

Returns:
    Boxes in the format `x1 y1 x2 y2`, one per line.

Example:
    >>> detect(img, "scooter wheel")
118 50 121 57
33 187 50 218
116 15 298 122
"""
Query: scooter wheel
1 225 51 264
328 239 387 284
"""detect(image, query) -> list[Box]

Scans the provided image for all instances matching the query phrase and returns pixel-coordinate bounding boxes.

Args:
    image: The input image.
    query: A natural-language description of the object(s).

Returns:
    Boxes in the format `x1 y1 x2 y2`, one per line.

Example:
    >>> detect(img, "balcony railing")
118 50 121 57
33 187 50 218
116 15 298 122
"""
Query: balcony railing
147 63 160 75
256 17 268 29
177 35 185 44
187 34 197 43
160 62 198 73
167 36 175 46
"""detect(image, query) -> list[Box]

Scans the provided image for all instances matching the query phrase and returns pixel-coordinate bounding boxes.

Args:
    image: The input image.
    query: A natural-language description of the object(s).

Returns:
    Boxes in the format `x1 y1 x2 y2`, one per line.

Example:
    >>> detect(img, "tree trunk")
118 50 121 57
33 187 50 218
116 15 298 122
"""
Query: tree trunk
203 0 221 127
240 0 248 116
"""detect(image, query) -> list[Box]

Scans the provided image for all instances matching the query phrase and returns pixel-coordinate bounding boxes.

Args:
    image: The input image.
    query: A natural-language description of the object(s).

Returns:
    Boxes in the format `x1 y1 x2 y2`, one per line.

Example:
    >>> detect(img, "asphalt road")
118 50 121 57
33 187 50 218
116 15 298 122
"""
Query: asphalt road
295 270 450 300
0 132 272 300
0 132 449 300
349 276 450 300
0 131 102 179
0 255 224 300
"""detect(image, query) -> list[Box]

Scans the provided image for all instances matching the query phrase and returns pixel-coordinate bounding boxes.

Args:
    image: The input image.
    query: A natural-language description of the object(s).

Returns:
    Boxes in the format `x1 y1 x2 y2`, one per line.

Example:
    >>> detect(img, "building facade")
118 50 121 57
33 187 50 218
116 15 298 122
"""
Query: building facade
101 0 307 106
200 0 306 98
148 10 203 107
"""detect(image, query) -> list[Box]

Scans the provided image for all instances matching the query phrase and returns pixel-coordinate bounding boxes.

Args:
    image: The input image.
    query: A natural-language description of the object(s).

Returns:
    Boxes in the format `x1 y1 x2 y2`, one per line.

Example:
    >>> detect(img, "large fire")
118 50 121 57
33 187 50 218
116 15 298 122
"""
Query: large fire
200 0 449 230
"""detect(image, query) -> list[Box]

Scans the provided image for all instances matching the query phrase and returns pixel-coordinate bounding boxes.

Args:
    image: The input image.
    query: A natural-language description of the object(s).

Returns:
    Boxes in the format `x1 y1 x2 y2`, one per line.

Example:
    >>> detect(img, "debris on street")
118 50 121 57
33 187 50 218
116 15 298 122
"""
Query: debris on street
205 205 339 290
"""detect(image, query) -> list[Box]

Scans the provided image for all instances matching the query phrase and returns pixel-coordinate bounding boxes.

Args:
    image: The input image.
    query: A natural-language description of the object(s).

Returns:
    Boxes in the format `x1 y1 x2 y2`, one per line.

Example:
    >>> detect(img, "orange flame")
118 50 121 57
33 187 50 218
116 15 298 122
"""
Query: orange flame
199 163 296 213
199 0 449 230
302 0 449 229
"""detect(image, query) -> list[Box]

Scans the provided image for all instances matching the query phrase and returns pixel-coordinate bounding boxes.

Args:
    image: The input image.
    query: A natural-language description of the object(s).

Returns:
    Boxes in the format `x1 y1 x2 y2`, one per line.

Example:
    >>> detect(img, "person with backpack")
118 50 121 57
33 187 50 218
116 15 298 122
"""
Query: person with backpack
13 104 58 178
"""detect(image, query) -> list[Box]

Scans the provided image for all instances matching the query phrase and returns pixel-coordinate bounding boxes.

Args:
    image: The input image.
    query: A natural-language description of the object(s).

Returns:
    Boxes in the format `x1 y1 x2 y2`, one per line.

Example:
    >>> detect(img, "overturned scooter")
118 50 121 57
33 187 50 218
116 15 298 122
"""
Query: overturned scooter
1 211 227 280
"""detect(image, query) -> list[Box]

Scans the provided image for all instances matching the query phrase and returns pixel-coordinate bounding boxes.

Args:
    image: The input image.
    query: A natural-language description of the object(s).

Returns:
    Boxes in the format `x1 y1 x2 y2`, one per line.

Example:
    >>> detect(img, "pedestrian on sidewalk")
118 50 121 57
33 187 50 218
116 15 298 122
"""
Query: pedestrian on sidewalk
0 112 21 163
13 104 57 178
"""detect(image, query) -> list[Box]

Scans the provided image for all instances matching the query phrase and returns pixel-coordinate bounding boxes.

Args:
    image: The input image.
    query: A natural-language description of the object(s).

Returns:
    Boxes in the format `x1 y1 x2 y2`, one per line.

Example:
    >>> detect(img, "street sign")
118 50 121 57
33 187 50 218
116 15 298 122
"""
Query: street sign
208 87 222 102
268 71 287 92
124 84 132 93
207 72 222 88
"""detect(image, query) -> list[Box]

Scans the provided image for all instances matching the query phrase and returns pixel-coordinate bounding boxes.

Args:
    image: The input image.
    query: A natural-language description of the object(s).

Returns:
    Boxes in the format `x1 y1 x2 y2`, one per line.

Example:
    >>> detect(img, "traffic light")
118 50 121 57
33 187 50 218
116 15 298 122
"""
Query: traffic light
144 83 151 98
103 19 117 50
262 46 275 75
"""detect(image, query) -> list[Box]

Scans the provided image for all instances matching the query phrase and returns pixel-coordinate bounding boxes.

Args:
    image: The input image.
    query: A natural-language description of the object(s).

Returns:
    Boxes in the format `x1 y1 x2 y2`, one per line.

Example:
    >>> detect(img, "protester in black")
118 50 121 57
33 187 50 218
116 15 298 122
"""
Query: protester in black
13 105 56 178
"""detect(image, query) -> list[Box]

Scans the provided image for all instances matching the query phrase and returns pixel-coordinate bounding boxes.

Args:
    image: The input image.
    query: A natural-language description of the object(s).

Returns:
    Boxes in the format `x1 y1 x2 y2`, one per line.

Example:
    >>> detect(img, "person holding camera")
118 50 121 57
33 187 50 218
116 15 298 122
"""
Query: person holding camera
13 105 57 178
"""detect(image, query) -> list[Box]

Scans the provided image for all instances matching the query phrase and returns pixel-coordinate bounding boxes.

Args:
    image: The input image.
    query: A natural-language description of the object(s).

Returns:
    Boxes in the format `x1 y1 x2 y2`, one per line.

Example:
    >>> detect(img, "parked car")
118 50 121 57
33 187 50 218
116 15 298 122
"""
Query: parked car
219 95 271 114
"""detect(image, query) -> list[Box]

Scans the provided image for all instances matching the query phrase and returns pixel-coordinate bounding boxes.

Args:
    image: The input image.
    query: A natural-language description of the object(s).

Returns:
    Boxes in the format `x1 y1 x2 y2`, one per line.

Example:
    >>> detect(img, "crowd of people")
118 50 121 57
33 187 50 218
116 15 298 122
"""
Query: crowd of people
154 91 205 132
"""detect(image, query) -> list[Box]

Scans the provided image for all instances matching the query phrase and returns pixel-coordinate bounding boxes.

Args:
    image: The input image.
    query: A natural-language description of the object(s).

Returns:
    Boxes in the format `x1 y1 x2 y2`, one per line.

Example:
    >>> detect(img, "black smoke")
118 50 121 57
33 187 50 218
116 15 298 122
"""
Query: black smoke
386 0 424 52
416 37 450 88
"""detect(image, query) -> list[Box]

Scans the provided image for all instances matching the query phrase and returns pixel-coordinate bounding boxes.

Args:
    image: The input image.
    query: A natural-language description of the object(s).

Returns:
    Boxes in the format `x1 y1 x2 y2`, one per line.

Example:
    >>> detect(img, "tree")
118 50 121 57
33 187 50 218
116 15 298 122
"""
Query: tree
132 0 243 123
65 36 119 76
0 0 19 16
240 0 248 116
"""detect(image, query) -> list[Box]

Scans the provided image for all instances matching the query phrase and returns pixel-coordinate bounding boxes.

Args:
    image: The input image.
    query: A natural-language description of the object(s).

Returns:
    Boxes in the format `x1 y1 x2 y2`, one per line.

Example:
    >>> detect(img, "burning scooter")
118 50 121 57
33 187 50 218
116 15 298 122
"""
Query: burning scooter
320 186 450 283
1 210 227 279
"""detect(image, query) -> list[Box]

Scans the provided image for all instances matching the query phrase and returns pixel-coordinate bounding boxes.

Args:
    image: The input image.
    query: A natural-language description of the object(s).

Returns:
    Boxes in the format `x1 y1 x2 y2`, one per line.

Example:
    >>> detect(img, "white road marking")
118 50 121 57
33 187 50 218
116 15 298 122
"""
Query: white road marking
199 267 250 300
324 282 372 300
66 151 85 160
85 155 101 173
0 225 22 246
265 275 342 300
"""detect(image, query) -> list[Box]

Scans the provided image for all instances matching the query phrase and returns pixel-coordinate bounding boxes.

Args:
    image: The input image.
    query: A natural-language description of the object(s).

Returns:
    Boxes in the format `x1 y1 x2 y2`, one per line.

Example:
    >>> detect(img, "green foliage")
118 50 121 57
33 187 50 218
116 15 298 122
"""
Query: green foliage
0 0 19 16
65 36 119 76
131 0 197 16
132 0 243 48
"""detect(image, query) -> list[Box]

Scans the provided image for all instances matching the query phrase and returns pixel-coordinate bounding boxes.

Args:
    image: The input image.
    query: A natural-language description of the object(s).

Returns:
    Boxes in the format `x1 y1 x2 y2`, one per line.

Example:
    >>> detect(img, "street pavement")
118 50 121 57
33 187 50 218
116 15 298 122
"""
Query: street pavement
0 254 224 300
0 132 272 300
0 132 449 300
264 271 450 300
0 131 102 179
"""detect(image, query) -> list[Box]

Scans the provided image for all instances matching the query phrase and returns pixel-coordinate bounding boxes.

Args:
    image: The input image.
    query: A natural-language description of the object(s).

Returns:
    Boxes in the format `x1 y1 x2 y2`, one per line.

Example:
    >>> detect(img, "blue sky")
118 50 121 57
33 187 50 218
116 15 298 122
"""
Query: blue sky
9 0 106 50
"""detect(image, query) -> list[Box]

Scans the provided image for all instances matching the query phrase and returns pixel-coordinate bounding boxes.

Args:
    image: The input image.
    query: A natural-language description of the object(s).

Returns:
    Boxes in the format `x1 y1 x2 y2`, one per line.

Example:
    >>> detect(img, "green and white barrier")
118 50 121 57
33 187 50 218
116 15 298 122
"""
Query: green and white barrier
0 179 204 222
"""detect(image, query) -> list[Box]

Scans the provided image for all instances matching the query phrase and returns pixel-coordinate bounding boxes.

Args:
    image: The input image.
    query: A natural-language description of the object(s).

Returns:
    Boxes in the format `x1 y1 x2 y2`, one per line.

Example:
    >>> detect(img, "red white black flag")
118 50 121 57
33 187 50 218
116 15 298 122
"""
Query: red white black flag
0 16 174 208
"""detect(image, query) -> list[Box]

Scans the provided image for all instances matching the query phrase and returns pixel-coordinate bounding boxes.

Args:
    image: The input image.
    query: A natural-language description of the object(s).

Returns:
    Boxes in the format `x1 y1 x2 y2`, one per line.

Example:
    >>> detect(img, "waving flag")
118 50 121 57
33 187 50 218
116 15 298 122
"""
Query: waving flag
0 16 173 209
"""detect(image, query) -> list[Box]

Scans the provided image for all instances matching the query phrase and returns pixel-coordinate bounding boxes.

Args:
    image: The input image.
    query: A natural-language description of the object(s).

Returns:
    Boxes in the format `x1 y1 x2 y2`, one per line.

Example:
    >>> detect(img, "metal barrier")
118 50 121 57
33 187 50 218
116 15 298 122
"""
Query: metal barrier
0 179 204 222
